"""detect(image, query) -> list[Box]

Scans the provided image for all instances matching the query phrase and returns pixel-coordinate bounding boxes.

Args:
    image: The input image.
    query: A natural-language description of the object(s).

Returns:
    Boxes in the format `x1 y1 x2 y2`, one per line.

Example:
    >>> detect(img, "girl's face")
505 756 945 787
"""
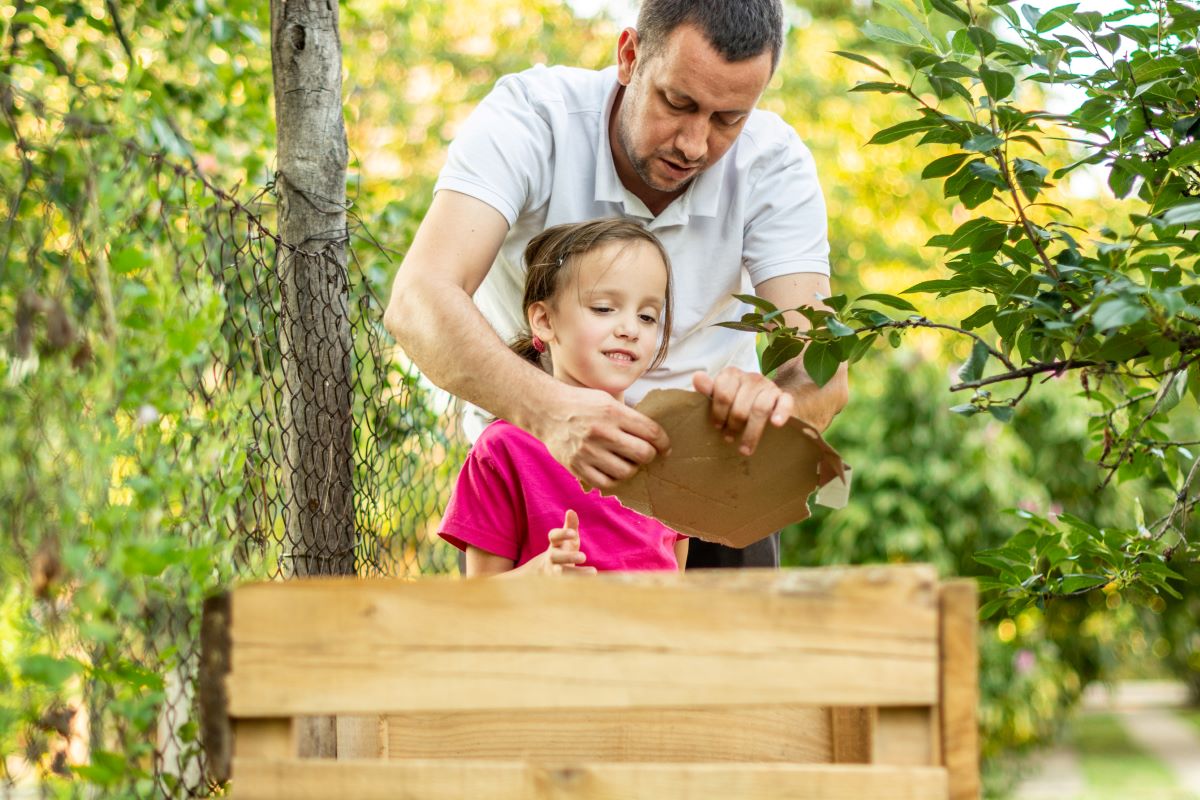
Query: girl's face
529 239 668 401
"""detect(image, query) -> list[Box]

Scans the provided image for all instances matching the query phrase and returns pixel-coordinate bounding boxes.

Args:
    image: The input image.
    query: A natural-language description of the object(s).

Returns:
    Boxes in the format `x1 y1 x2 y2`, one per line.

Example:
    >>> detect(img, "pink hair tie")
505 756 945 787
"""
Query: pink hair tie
532 336 547 354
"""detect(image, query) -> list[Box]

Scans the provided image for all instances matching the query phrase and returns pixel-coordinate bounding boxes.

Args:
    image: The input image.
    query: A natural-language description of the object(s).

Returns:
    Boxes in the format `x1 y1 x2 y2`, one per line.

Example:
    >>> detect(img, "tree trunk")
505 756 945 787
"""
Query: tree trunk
270 0 354 759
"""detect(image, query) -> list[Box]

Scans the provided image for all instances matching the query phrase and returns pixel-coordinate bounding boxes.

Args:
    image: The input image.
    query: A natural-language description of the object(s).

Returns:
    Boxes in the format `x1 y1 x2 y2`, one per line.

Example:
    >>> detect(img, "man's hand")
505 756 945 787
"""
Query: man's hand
534 384 670 491
529 510 597 575
692 367 794 457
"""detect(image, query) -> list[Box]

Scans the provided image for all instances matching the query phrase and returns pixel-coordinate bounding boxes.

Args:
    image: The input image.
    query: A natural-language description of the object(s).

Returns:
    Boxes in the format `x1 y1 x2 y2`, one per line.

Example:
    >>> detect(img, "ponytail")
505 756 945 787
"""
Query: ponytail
510 333 548 370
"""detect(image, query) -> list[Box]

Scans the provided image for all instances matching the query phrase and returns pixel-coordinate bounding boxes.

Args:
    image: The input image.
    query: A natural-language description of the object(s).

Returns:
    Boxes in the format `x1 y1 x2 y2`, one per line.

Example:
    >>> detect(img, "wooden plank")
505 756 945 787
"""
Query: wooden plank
829 707 873 763
874 708 936 766
336 716 382 759
940 580 981 800
231 758 949 800
234 719 294 760
200 593 232 783
227 567 940 717
383 706 832 763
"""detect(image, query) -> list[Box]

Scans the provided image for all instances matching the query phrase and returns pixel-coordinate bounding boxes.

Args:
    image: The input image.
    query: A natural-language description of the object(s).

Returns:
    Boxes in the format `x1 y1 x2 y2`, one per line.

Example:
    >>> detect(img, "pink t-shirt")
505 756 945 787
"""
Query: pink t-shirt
440 420 684 571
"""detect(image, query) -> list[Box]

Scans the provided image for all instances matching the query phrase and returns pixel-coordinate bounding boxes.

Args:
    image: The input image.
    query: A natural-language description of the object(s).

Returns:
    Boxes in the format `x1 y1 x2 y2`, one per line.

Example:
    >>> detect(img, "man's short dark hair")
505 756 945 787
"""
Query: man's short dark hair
636 0 784 71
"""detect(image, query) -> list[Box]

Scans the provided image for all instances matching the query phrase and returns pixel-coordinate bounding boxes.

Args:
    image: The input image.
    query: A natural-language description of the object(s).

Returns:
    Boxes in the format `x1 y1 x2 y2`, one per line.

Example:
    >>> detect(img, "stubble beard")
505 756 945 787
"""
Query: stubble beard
616 103 702 196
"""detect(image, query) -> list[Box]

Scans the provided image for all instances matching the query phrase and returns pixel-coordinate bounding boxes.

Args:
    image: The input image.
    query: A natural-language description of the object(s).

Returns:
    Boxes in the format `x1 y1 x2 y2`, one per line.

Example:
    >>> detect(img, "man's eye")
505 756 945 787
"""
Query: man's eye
718 114 745 127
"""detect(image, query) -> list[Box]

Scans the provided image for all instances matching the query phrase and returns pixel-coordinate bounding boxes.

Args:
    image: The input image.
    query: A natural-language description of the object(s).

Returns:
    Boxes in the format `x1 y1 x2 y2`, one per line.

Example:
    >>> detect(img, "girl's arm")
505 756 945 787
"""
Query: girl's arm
674 538 689 572
464 510 595 578
464 545 518 577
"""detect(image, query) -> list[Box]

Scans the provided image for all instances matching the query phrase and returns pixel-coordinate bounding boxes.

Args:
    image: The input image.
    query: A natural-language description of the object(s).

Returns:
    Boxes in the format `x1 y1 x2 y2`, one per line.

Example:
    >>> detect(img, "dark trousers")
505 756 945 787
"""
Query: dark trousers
685 533 780 569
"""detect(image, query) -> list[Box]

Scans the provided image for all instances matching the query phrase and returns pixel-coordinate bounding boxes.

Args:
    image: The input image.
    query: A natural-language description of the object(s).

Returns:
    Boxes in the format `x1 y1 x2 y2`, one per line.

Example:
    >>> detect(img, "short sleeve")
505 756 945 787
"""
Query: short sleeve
743 135 831 285
434 72 554 226
439 448 525 561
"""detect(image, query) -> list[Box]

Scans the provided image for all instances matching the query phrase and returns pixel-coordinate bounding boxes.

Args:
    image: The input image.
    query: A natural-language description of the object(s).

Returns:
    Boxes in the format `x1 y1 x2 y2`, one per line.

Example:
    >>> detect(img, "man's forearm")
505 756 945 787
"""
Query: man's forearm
384 276 559 433
775 358 848 432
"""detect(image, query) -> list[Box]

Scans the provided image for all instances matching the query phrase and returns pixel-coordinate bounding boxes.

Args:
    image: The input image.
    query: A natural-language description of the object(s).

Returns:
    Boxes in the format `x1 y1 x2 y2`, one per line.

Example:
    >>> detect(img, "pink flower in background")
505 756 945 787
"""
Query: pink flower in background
1014 649 1036 676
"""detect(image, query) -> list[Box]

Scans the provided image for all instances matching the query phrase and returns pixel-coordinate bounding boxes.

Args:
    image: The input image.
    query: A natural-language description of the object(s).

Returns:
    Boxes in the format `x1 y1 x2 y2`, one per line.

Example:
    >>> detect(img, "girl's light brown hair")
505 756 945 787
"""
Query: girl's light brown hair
512 218 674 371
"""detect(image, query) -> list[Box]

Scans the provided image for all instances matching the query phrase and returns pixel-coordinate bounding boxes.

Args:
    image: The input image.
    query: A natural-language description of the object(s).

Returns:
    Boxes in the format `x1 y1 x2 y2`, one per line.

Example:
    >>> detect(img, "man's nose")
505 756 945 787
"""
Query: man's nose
675 116 708 163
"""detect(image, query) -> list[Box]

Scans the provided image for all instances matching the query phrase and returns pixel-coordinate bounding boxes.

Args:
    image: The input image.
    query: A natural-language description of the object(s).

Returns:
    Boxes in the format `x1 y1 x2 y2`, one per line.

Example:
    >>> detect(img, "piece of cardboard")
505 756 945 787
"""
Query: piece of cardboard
602 389 848 549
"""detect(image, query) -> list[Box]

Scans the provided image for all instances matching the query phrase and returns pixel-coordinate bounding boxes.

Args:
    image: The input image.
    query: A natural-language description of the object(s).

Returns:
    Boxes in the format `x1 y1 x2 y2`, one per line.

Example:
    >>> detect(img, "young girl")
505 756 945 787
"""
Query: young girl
439 218 688 576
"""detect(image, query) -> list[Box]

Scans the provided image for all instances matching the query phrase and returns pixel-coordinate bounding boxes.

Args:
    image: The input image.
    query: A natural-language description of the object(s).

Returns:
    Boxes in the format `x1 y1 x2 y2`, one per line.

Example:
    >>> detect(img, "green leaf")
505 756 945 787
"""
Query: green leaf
856 293 918 312
979 66 1016 101
803 340 842 387
1167 141 1200 168
1162 201 1200 226
110 247 153 275
922 153 971 179
978 595 1012 620
868 117 942 145
929 0 972 25
963 133 1004 152
849 81 909 94
960 179 996 209
826 318 857 337
968 160 1010 189
733 293 779 314
761 337 806 375
958 340 990 382
833 51 894 76
988 405 1015 422
967 26 998 56
1092 297 1147 331
1059 574 1108 594
862 20 919 47
1157 368 1189 414
931 61 978 79
951 403 980 416
18 654 83 689
961 305 998 330
1036 3 1079 32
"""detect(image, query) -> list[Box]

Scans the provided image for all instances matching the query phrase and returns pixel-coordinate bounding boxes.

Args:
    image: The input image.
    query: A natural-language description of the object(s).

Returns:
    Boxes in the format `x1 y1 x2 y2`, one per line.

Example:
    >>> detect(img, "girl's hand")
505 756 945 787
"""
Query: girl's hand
539 510 596 575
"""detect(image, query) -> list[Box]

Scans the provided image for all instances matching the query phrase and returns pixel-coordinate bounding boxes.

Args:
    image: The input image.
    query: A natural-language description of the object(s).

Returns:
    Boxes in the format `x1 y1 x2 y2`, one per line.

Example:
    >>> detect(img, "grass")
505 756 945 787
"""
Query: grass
1071 713 1190 800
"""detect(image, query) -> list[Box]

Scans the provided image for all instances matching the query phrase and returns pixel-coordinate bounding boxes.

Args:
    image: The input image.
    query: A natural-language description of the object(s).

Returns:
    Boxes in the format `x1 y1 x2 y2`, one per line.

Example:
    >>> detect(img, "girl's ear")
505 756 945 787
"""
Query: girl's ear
527 301 554 343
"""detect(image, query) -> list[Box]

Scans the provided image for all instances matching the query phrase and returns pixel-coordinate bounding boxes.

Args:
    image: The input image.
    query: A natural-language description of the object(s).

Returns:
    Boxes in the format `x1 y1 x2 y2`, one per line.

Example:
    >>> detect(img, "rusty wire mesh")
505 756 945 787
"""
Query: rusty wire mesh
3 127 464 796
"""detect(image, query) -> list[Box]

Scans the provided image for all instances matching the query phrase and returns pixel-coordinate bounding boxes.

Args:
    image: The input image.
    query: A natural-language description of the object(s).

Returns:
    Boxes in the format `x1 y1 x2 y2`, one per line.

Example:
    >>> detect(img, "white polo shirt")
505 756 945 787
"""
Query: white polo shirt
435 65 830 429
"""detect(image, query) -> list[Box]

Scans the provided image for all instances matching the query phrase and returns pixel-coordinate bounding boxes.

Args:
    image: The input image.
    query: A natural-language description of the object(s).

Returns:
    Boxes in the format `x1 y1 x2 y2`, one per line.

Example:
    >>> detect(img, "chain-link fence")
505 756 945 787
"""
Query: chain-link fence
2 122 464 796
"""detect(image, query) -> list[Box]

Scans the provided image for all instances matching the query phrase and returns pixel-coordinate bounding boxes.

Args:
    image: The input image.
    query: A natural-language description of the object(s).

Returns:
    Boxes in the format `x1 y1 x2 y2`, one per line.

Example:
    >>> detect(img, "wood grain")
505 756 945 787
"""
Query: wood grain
383 706 832 763
234 719 293 760
231 757 949 800
874 707 936 766
829 707 873 763
227 567 940 717
940 580 981 799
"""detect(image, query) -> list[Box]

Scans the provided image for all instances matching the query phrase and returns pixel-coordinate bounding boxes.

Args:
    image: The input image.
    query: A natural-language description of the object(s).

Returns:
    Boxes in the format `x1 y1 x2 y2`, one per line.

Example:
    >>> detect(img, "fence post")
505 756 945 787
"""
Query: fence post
270 0 355 758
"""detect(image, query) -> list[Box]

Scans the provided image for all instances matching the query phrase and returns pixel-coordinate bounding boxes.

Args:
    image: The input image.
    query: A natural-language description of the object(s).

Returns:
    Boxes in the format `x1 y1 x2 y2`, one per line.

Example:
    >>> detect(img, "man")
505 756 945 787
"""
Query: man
384 0 848 568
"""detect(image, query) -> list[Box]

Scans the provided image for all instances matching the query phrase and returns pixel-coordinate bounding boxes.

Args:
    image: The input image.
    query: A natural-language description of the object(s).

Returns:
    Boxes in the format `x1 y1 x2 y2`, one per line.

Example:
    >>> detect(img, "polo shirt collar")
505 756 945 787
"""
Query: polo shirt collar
594 70 726 226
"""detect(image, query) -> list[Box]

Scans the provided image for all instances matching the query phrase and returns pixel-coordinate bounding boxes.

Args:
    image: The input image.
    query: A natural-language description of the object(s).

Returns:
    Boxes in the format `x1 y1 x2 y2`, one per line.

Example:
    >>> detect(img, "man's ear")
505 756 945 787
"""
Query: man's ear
528 301 554 344
616 27 640 86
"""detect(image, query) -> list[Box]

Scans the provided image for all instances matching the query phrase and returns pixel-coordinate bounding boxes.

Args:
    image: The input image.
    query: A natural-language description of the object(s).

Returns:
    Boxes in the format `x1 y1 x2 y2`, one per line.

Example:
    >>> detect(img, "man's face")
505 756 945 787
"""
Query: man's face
613 24 773 199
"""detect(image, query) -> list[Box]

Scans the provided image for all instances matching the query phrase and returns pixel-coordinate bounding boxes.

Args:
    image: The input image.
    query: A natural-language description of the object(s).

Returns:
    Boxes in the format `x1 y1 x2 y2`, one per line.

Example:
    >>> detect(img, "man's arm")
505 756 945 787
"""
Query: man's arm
756 272 849 431
383 190 668 488
692 272 848 454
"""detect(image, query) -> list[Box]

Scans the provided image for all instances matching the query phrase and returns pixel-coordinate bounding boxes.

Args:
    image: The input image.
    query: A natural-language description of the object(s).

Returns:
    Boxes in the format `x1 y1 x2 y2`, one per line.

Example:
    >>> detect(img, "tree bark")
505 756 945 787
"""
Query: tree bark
270 0 354 758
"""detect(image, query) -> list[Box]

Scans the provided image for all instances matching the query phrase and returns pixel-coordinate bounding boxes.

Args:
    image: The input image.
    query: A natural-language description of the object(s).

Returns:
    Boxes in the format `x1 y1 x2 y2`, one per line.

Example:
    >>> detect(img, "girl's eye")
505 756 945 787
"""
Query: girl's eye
591 306 613 314
640 314 659 324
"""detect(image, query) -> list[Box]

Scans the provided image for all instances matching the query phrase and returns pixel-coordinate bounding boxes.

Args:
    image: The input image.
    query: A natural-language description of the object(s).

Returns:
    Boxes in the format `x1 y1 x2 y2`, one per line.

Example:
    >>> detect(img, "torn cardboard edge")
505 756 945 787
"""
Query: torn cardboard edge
601 389 850 549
